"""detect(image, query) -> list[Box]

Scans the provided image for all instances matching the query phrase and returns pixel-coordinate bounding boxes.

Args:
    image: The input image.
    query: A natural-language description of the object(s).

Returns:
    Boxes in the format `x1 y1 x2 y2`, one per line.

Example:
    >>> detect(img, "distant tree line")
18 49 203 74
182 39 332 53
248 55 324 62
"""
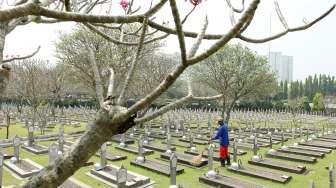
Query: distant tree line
275 74 336 101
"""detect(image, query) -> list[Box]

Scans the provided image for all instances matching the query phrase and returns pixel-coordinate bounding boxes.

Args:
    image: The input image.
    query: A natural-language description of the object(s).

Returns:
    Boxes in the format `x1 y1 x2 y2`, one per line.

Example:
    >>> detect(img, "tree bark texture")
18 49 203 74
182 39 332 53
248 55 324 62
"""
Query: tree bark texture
23 108 135 188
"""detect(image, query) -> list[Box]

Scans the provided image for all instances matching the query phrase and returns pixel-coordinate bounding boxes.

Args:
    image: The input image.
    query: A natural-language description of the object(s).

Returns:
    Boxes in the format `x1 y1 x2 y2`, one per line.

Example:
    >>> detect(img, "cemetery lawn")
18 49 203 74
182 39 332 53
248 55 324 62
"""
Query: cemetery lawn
1 122 336 188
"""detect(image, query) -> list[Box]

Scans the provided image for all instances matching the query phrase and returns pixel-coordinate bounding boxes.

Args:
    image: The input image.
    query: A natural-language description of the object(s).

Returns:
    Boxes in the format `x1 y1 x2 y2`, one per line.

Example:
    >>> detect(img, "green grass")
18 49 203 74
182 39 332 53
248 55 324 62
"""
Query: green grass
1 121 336 188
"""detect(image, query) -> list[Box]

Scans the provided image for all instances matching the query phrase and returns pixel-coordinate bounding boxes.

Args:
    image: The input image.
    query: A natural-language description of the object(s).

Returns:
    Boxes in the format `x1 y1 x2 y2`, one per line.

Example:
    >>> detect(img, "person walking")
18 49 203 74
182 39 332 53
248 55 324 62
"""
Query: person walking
211 117 230 167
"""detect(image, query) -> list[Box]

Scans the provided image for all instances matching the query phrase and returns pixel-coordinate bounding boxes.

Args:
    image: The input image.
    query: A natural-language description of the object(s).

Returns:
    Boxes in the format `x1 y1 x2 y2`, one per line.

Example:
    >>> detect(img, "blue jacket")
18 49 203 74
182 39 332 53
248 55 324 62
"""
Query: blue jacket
211 122 229 146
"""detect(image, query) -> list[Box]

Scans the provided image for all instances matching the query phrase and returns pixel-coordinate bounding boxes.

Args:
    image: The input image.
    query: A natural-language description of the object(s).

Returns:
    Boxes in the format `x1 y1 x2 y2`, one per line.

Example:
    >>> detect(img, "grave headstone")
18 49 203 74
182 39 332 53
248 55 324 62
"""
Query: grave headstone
233 138 238 162
100 143 107 168
58 126 65 152
208 143 214 171
117 165 127 188
27 126 34 147
170 152 177 186
281 131 285 146
253 136 258 155
300 127 303 138
330 164 335 188
49 143 60 165
119 134 126 147
269 133 273 149
0 153 3 186
311 180 316 188
167 132 171 152
13 135 21 163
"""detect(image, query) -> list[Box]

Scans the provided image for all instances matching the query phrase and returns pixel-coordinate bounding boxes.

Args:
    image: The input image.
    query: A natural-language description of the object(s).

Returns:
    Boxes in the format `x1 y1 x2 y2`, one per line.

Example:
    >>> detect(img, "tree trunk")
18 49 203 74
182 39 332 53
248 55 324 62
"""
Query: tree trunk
6 125 9 139
0 23 6 62
221 99 226 118
23 108 136 188
224 99 236 124
5 114 10 139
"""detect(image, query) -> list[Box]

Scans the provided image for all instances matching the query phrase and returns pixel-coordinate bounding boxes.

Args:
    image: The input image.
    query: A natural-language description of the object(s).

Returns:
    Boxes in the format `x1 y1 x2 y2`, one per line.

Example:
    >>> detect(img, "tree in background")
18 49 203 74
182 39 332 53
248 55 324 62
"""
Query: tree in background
0 0 333 186
298 96 311 112
312 92 325 112
193 44 277 122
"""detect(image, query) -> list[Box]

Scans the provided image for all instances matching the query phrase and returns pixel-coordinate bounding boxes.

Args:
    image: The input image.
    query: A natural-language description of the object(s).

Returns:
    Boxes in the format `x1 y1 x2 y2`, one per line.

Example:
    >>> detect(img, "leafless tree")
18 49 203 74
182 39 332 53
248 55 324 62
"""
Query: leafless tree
0 0 333 187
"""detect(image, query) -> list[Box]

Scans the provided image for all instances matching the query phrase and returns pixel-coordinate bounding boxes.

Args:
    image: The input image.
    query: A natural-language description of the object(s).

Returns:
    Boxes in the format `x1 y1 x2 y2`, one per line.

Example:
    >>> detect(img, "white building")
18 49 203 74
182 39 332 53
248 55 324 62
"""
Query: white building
268 52 293 82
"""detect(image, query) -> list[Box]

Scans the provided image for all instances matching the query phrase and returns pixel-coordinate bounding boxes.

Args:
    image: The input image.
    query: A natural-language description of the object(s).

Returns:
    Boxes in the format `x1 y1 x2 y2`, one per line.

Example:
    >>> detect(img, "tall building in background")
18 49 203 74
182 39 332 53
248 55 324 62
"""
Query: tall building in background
268 52 293 82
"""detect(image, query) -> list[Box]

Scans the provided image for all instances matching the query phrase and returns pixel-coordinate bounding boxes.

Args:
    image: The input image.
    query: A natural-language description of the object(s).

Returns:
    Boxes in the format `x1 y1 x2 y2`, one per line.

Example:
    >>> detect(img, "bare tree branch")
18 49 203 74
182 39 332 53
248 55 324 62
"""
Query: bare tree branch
117 17 148 104
225 0 245 13
146 4 335 41
106 67 115 98
238 4 335 43
135 92 223 123
87 47 104 106
0 0 168 23
274 0 288 29
187 0 260 65
135 95 192 123
169 0 187 65
84 23 168 46
0 63 11 95
187 16 208 58
2 46 41 63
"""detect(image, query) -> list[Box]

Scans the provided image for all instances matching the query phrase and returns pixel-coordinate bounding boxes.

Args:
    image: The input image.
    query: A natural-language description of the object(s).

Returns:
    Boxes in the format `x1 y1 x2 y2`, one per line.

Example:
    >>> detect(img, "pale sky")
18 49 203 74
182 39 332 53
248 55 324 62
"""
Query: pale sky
4 0 336 80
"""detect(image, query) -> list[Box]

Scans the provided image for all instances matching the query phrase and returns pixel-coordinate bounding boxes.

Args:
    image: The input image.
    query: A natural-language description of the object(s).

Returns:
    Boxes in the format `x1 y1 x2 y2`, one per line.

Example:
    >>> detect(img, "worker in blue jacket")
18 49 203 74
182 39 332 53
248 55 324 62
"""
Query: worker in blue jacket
211 117 230 167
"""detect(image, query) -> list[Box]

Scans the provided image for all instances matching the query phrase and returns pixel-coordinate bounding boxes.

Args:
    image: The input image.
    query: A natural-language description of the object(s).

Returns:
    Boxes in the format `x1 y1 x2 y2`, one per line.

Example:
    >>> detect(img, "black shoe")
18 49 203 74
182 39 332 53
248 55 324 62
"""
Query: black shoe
226 157 231 166
220 158 225 167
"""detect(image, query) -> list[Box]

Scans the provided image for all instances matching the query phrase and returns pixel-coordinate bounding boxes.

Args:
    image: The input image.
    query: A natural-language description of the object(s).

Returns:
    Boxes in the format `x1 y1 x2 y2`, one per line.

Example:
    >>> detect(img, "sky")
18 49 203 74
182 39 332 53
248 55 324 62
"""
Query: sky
3 0 336 80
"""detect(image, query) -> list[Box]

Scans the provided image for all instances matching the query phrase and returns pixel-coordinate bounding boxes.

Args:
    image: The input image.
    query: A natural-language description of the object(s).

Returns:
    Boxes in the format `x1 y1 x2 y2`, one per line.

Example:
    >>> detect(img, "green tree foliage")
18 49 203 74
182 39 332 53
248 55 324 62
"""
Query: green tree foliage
298 96 311 111
312 92 325 112
192 44 277 121
274 74 336 103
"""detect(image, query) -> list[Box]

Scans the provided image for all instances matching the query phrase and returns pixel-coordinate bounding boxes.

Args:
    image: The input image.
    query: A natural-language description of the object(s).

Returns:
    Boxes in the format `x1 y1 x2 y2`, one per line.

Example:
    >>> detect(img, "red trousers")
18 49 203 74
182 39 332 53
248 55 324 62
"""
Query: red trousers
219 145 229 158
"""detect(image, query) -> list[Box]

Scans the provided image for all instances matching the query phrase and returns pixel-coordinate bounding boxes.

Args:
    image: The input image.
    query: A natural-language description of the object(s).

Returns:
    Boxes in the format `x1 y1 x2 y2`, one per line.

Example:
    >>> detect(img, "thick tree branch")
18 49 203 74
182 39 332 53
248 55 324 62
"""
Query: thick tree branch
135 95 192 123
0 63 11 95
106 68 115 98
135 93 223 123
169 0 187 65
2 46 41 63
187 0 260 65
187 16 208 58
0 0 168 23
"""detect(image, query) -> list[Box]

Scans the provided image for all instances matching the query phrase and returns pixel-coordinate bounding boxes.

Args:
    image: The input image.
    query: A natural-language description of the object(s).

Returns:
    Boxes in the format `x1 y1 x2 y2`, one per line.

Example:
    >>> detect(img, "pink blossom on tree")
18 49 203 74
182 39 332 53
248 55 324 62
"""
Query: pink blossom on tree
185 0 204 6
119 0 129 10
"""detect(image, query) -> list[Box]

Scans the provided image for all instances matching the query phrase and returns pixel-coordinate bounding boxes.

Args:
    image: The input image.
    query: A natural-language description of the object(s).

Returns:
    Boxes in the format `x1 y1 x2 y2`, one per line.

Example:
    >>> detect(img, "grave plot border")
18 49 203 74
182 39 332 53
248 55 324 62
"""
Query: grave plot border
4 158 43 178
88 164 152 188
199 174 264 188
21 144 48 155
265 151 317 163
115 145 154 156
130 159 184 176
248 158 306 174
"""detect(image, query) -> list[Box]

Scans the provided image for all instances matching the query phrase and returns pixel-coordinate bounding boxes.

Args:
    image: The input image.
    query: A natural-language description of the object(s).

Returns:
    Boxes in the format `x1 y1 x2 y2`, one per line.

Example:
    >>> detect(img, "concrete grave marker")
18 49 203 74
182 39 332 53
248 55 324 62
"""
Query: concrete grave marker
117 165 127 188
28 126 34 147
0 153 3 186
13 135 21 162
49 143 60 165
170 152 177 186
99 143 107 169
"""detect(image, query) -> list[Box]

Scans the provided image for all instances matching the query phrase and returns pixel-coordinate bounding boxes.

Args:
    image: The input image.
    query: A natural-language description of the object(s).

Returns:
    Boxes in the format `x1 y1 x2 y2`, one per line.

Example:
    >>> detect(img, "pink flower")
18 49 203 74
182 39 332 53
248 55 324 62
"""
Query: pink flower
186 0 204 6
120 0 129 10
